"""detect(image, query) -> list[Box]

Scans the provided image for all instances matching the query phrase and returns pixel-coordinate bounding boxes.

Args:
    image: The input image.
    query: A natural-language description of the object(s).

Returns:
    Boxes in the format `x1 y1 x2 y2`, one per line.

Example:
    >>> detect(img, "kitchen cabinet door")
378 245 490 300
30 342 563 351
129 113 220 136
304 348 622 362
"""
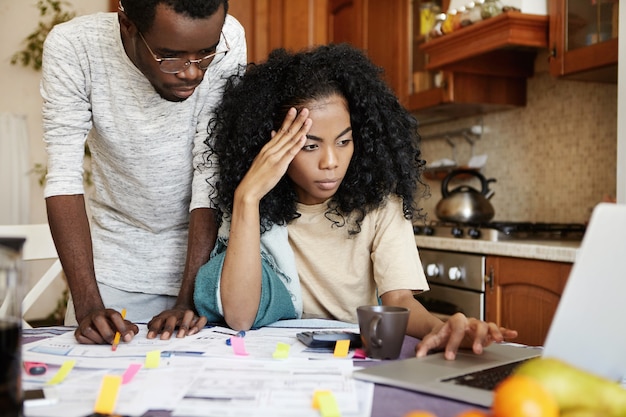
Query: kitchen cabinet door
329 0 364 47
327 0 544 124
485 256 572 347
328 0 409 105
229 0 329 64
548 0 618 82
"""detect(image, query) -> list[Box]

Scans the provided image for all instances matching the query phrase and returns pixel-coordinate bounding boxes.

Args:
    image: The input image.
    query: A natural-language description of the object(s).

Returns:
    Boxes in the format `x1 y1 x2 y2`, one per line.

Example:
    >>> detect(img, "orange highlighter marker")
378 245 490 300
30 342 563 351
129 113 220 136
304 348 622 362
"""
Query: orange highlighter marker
111 308 127 352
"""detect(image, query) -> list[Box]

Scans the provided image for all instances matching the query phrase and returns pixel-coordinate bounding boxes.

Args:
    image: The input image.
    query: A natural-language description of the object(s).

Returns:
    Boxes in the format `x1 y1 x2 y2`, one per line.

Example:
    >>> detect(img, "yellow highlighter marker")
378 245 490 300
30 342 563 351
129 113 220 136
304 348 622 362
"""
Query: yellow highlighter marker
111 308 127 352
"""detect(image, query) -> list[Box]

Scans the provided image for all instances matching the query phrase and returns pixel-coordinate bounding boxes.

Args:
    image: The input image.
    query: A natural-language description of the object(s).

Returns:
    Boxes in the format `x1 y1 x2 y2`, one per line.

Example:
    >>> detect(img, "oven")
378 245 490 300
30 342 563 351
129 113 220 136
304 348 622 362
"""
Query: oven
412 221 586 321
414 249 486 320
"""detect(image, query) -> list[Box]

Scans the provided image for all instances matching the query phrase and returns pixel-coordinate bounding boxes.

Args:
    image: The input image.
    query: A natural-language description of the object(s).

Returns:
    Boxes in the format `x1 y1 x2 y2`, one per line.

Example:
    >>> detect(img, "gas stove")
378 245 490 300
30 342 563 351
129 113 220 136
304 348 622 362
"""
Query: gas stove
413 221 586 242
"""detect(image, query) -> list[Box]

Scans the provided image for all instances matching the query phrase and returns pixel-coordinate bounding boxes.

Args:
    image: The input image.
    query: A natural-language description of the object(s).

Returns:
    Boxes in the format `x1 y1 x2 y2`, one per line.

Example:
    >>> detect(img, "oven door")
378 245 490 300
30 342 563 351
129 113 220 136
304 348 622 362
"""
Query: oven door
414 283 485 321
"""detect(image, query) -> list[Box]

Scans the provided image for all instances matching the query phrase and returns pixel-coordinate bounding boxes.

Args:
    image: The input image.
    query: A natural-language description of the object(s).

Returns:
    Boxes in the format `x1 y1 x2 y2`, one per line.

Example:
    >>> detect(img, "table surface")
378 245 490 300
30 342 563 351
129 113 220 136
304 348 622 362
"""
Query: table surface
367 336 486 417
22 328 485 417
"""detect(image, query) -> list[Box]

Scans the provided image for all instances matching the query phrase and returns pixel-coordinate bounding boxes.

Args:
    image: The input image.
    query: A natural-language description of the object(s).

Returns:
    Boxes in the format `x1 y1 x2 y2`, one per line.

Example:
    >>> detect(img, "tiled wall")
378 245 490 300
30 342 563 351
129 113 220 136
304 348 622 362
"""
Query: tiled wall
415 69 617 224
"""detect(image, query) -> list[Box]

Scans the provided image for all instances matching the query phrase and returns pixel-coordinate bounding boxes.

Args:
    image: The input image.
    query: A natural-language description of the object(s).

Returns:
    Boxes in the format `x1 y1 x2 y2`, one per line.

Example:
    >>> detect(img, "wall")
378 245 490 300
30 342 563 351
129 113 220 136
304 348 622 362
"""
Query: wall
1 0 110 224
417 57 617 224
0 0 110 321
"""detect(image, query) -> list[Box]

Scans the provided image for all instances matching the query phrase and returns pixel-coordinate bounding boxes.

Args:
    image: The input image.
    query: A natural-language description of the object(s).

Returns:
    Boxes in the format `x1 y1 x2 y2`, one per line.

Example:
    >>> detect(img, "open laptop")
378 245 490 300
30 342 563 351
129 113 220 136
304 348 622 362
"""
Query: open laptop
353 203 626 407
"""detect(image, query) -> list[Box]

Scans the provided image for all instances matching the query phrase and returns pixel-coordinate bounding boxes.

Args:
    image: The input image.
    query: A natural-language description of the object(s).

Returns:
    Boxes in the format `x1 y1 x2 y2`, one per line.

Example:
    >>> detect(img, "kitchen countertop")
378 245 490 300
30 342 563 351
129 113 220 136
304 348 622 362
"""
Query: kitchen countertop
415 236 580 263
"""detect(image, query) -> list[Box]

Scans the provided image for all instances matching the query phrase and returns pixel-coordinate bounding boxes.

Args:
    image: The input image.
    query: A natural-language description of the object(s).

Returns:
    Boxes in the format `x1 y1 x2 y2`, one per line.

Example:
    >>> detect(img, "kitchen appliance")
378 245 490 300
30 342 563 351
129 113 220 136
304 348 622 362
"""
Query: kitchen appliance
413 221 586 321
414 220 586 241
435 169 496 224
415 249 487 320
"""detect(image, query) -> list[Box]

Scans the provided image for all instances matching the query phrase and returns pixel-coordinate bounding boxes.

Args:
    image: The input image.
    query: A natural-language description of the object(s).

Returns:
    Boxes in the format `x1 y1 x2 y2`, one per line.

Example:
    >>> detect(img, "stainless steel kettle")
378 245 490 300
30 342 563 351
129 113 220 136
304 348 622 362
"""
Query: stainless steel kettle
435 169 496 223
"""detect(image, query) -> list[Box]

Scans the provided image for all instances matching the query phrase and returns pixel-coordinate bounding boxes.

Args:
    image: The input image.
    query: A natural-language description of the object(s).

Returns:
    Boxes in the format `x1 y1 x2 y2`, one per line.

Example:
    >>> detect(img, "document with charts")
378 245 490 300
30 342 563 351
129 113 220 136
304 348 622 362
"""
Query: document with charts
22 324 372 417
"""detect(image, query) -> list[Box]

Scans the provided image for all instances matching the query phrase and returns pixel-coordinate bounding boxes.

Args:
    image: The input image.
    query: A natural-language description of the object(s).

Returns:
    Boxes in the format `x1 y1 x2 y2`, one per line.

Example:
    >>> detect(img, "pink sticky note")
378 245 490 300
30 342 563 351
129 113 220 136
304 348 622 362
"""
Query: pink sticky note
230 336 249 356
352 348 367 359
122 363 142 384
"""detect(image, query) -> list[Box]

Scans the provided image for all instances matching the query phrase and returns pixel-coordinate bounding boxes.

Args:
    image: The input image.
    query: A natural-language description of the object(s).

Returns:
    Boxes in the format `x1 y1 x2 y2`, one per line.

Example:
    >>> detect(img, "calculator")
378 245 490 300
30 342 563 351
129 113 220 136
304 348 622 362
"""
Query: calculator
296 330 362 348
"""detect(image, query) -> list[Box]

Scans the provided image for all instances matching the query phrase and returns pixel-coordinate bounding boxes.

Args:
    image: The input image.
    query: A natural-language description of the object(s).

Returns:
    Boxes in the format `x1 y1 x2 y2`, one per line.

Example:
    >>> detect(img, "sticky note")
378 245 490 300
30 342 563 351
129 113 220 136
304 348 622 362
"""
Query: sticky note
352 348 367 359
272 342 291 359
230 336 249 356
46 360 76 385
333 340 350 357
312 390 341 417
93 375 122 415
312 390 332 409
318 392 341 417
122 363 142 384
145 350 161 368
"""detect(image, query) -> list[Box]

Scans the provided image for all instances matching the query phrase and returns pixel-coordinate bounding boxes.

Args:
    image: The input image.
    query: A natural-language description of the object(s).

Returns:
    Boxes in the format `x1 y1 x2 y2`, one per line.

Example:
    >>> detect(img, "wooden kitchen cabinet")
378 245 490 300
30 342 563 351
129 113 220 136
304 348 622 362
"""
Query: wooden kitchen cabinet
485 256 572 347
229 0 328 63
326 1 550 124
548 0 618 82
328 0 410 111
414 11 549 124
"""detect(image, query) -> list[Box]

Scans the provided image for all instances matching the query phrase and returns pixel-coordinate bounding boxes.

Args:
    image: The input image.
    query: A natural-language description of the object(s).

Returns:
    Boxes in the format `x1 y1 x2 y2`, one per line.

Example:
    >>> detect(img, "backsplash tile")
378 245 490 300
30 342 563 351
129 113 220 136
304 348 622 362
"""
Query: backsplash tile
415 71 617 224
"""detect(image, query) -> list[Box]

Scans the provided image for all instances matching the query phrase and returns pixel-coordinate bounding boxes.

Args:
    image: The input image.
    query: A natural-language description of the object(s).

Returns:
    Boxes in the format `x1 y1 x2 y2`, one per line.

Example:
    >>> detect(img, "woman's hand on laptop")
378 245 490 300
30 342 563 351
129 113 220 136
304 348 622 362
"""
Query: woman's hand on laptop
415 313 518 360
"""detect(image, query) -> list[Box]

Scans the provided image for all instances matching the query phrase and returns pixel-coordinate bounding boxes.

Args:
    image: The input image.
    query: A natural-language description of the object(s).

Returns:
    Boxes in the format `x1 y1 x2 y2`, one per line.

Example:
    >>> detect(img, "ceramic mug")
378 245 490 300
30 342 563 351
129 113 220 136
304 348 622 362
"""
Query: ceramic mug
357 305 409 360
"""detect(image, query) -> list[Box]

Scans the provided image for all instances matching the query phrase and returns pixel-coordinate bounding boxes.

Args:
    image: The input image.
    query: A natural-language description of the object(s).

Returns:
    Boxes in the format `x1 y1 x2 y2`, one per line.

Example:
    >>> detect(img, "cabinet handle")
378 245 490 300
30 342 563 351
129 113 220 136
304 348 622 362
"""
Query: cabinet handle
485 266 494 291
549 47 557 61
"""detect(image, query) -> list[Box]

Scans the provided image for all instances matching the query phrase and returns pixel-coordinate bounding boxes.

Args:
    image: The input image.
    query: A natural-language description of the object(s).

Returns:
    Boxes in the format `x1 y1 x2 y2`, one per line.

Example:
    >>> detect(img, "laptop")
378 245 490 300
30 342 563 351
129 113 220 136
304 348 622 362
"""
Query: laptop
353 203 626 407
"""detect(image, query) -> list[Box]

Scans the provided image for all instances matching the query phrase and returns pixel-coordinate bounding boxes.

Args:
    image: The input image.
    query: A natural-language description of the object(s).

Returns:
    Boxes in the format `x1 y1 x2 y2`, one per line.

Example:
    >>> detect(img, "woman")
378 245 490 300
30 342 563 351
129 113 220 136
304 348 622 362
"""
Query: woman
195 44 517 359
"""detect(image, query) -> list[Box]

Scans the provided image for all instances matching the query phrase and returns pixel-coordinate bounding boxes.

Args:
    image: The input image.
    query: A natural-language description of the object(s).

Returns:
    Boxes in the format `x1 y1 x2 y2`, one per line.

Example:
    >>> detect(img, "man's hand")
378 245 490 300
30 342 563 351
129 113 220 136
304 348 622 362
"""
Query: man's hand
415 313 518 360
147 306 208 340
74 308 138 345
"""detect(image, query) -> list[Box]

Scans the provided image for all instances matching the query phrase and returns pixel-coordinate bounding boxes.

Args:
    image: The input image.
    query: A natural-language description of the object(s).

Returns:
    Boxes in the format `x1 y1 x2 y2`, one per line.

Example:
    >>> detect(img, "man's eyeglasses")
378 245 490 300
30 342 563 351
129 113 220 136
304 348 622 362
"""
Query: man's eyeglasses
138 31 230 74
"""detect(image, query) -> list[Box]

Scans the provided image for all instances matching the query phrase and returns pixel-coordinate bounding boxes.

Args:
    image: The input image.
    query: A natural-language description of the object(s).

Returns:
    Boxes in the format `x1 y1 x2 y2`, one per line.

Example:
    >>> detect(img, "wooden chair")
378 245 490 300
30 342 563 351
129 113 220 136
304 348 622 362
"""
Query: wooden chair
0 224 63 328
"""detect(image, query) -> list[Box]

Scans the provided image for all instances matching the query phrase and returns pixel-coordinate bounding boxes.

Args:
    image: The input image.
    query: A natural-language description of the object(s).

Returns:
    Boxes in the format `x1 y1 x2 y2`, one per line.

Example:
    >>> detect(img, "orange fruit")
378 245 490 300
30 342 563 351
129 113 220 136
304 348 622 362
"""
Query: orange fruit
456 410 491 417
492 375 559 417
403 411 437 417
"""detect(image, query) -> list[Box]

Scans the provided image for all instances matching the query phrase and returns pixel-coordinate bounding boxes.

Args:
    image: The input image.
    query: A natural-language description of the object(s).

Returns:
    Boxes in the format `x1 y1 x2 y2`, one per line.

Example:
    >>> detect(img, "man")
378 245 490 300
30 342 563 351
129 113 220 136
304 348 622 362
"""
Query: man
40 0 246 344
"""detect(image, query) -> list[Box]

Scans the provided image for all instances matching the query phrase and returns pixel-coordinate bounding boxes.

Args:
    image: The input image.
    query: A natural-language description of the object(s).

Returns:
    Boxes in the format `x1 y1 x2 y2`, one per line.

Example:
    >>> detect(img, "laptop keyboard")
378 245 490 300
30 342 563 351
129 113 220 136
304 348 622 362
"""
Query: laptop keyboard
441 359 529 391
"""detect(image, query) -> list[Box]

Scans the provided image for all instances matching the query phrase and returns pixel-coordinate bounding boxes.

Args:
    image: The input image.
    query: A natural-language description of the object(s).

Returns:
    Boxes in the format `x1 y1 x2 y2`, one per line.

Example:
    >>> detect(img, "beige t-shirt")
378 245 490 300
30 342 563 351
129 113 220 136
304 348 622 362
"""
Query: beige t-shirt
288 196 428 323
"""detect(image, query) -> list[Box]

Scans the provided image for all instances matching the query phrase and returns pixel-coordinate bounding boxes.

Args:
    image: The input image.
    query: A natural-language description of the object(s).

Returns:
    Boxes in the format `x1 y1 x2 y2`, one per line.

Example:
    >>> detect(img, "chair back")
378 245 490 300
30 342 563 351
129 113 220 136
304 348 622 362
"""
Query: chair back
0 224 63 328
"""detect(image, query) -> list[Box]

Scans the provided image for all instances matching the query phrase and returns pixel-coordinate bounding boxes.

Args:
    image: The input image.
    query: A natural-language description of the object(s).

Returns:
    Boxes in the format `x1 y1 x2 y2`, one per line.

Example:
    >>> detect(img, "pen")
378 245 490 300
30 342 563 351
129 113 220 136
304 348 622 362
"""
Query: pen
225 330 246 346
111 308 127 352
160 351 205 357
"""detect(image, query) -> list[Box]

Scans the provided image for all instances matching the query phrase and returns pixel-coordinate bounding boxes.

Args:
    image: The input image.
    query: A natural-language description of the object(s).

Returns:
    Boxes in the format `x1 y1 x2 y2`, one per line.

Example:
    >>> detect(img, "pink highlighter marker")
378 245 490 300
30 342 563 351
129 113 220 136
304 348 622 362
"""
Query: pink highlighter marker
24 362 48 376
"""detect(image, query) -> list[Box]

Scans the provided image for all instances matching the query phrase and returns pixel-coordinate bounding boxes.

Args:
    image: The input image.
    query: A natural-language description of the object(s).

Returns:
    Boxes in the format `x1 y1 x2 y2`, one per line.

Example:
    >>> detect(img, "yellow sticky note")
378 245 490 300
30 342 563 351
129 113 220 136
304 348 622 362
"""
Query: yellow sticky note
93 375 122 415
46 359 76 385
333 339 350 357
145 350 161 368
319 393 341 417
316 391 341 417
272 342 291 359
312 390 332 409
